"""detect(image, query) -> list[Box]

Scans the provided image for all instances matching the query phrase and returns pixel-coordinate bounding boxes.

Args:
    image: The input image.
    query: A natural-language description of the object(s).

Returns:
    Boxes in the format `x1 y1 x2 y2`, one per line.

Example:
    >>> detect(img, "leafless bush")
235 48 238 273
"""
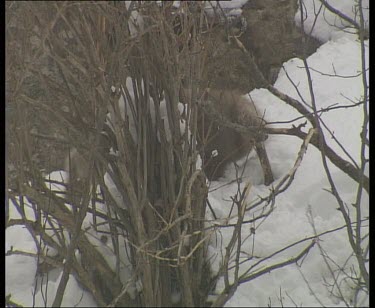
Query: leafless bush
7 1 212 306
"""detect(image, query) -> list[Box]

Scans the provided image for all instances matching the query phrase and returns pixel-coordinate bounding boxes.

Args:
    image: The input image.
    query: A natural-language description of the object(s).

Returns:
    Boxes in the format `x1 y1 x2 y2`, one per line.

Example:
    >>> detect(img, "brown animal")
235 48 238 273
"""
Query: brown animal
181 87 266 180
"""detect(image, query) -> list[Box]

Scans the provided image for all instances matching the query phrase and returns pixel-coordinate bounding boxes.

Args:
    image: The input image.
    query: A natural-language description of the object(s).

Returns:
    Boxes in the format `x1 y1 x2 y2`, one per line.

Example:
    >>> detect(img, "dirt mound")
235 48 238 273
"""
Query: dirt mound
204 0 321 93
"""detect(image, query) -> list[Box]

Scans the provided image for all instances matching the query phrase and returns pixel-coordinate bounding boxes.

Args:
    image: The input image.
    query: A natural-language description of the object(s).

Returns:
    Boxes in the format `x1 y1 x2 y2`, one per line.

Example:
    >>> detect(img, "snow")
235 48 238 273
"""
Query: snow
204 1 369 306
6 1 368 307
6 172 98 307
207 0 249 10
295 0 369 42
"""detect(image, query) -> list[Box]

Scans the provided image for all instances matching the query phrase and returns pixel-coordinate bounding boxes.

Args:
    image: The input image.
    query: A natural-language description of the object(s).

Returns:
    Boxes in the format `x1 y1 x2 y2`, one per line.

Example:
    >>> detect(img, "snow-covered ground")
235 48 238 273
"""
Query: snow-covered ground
6 0 369 307
205 1 369 306
207 31 369 308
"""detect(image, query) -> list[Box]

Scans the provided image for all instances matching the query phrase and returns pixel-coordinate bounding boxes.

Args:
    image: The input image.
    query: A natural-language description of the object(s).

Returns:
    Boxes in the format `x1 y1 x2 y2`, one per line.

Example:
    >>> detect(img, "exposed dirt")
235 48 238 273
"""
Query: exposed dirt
204 0 321 93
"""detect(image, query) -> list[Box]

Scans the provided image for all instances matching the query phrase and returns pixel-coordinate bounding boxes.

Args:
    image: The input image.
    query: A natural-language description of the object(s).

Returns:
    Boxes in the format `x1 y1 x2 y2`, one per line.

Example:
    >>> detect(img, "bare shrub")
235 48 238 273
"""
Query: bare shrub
7 1 212 306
